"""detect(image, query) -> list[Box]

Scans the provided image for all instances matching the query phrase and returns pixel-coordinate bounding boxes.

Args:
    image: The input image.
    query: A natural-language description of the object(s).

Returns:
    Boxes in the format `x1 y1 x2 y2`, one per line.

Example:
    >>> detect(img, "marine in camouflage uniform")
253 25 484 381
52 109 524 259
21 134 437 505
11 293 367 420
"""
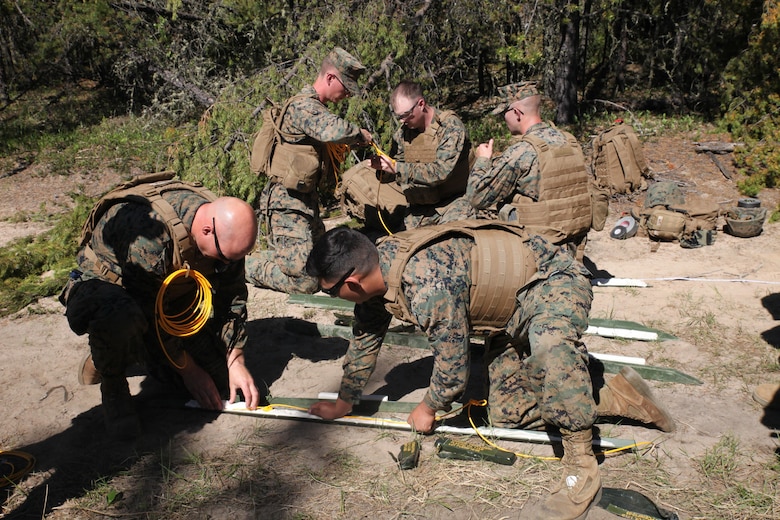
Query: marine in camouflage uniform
467 82 591 258
61 184 259 438
304 224 595 432
369 80 474 230
468 122 566 208
305 224 675 520
245 47 373 294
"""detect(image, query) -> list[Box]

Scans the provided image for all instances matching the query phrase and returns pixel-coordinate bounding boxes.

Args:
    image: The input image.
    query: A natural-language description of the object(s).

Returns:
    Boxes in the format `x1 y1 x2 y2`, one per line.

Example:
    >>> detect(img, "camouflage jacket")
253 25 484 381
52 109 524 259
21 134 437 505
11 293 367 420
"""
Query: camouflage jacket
280 85 364 147
391 108 470 190
338 231 589 411
76 189 249 351
467 122 568 209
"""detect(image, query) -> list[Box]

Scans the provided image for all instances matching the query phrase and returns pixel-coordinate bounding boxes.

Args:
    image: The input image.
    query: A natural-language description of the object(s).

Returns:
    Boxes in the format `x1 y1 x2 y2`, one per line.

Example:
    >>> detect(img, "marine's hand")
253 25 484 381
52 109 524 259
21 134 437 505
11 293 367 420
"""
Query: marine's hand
370 155 396 174
359 128 373 145
309 398 352 420
408 402 437 434
476 138 494 159
227 349 260 410
178 353 223 411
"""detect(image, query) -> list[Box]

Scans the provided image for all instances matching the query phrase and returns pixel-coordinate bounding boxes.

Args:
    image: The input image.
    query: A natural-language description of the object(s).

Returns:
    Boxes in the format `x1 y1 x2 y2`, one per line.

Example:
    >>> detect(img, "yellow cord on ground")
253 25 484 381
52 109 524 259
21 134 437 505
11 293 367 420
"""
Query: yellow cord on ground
446 399 651 461
257 399 648 461
155 267 213 369
0 449 35 488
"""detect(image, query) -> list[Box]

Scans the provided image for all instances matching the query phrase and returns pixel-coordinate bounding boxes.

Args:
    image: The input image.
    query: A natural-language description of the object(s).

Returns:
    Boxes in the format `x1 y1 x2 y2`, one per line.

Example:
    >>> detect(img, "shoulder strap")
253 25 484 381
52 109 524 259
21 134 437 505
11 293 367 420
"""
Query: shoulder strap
272 94 312 142
80 172 217 279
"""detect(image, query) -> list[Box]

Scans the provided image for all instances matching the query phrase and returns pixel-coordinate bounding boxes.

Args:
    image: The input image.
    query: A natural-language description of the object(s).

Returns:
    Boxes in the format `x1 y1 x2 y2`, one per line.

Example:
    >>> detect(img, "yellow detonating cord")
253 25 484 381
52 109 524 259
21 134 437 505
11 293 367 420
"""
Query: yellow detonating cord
0 449 35 488
370 142 397 236
436 399 652 461
326 143 351 185
155 266 213 369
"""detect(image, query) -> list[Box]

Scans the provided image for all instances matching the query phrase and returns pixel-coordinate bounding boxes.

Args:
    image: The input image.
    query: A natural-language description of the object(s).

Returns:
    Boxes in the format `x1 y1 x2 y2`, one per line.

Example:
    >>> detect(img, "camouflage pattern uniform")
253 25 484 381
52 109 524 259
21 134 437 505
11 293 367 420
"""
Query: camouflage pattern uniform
391 108 474 229
467 121 567 211
63 190 248 393
337 231 596 432
245 84 367 294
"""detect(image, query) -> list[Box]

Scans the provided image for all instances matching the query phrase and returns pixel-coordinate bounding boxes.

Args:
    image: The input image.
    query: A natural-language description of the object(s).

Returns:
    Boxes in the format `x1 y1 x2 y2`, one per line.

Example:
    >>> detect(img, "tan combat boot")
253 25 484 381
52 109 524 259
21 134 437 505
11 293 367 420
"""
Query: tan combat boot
78 353 102 385
524 428 602 519
753 384 780 408
100 376 141 440
597 366 675 432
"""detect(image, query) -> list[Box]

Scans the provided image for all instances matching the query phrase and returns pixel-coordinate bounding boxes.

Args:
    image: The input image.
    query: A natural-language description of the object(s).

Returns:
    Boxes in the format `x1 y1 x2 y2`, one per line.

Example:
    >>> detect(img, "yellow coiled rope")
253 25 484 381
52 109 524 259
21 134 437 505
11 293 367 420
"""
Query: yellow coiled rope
0 449 35 488
326 143 350 185
154 266 213 369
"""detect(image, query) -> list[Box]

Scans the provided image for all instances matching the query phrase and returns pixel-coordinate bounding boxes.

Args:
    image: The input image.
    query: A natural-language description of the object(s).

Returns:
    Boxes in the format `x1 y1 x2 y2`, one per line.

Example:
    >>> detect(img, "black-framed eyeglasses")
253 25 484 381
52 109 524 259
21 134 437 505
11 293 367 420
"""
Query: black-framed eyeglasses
505 105 523 116
395 99 421 121
332 74 350 97
212 217 231 263
321 267 355 297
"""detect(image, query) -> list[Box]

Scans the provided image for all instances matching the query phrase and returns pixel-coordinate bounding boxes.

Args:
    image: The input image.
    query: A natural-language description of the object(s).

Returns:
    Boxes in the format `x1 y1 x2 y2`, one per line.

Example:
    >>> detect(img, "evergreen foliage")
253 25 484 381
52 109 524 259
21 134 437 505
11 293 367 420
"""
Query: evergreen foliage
720 1 780 197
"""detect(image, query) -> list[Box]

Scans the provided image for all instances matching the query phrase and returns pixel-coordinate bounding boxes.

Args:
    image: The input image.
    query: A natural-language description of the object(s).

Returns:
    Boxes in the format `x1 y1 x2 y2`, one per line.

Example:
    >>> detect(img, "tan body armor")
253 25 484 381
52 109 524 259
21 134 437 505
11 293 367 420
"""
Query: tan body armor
381 221 539 331
79 171 217 285
503 132 591 239
266 95 327 194
398 110 473 205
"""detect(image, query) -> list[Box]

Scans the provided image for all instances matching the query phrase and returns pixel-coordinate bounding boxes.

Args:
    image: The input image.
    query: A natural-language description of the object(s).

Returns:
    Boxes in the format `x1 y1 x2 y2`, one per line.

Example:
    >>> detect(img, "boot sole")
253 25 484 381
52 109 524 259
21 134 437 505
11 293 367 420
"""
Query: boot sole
619 366 676 432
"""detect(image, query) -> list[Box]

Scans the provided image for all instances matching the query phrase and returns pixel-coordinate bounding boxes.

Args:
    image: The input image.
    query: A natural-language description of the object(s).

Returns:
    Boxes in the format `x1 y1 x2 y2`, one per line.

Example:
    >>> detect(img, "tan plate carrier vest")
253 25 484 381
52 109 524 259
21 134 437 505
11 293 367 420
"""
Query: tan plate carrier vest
382 220 540 332
268 95 327 194
504 131 591 239
79 171 217 285
398 110 474 205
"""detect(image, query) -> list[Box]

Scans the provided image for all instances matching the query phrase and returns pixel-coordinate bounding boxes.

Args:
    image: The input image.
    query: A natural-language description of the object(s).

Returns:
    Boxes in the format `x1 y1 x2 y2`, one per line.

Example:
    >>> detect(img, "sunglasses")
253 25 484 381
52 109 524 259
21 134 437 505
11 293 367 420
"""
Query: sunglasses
212 217 231 263
321 267 355 297
395 99 421 121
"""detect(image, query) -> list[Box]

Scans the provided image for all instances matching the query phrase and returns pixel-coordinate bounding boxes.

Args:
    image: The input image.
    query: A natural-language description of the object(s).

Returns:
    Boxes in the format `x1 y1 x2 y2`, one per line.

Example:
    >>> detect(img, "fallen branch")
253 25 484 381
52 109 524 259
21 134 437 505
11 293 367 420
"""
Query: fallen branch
694 141 744 154
705 151 731 179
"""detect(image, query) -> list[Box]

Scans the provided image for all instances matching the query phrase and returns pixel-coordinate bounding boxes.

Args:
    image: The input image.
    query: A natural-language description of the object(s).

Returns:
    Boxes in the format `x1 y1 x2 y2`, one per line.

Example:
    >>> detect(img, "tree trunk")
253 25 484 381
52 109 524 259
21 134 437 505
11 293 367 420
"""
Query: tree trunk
550 1 580 124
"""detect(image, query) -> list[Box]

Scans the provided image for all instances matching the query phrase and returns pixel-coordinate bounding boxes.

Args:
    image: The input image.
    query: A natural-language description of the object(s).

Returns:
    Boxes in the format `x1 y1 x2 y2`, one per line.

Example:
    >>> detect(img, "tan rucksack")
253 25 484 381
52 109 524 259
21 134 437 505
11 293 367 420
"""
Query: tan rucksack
79 171 217 283
591 122 650 194
338 160 409 231
249 96 304 177
631 182 720 248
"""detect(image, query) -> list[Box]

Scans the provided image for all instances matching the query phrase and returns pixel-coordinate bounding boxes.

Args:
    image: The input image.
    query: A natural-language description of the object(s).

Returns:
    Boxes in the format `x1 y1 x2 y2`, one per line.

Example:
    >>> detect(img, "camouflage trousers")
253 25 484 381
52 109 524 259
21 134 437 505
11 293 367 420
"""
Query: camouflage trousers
484 271 596 432
64 278 229 394
245 182 323 294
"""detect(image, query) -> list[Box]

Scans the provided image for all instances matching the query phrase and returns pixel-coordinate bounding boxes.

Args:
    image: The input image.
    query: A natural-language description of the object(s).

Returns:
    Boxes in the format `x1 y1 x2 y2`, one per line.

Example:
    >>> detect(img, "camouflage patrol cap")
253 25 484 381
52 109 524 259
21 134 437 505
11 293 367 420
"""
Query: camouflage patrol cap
327 47 366 97
491 81 541 115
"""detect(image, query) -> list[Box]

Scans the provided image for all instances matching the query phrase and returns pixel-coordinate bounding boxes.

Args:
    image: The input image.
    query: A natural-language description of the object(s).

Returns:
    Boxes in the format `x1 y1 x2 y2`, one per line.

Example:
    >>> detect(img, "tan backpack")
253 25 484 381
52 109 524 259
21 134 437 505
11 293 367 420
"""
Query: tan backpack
79 171 217 283
591 122 650 194
249 96 305 177
338 160 409 231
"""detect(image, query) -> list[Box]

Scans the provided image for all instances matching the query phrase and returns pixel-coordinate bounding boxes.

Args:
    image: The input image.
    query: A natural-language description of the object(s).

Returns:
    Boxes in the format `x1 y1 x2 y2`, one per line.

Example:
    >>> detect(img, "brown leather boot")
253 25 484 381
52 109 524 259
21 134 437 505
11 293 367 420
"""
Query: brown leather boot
524 428 602 520
100 376 141 440
78 353 102 385
597 366 675 432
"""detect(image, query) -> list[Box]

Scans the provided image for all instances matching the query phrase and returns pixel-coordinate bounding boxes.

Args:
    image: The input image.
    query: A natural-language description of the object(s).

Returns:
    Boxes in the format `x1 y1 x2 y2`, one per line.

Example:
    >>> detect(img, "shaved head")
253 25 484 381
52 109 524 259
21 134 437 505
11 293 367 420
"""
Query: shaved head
193 197 257 262
211 197 257 258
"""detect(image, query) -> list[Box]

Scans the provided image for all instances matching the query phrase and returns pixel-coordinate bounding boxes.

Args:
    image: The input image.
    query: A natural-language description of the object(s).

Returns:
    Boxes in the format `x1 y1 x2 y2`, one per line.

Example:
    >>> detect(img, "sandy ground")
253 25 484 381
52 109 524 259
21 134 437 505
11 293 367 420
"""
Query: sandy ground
1 135 779 519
